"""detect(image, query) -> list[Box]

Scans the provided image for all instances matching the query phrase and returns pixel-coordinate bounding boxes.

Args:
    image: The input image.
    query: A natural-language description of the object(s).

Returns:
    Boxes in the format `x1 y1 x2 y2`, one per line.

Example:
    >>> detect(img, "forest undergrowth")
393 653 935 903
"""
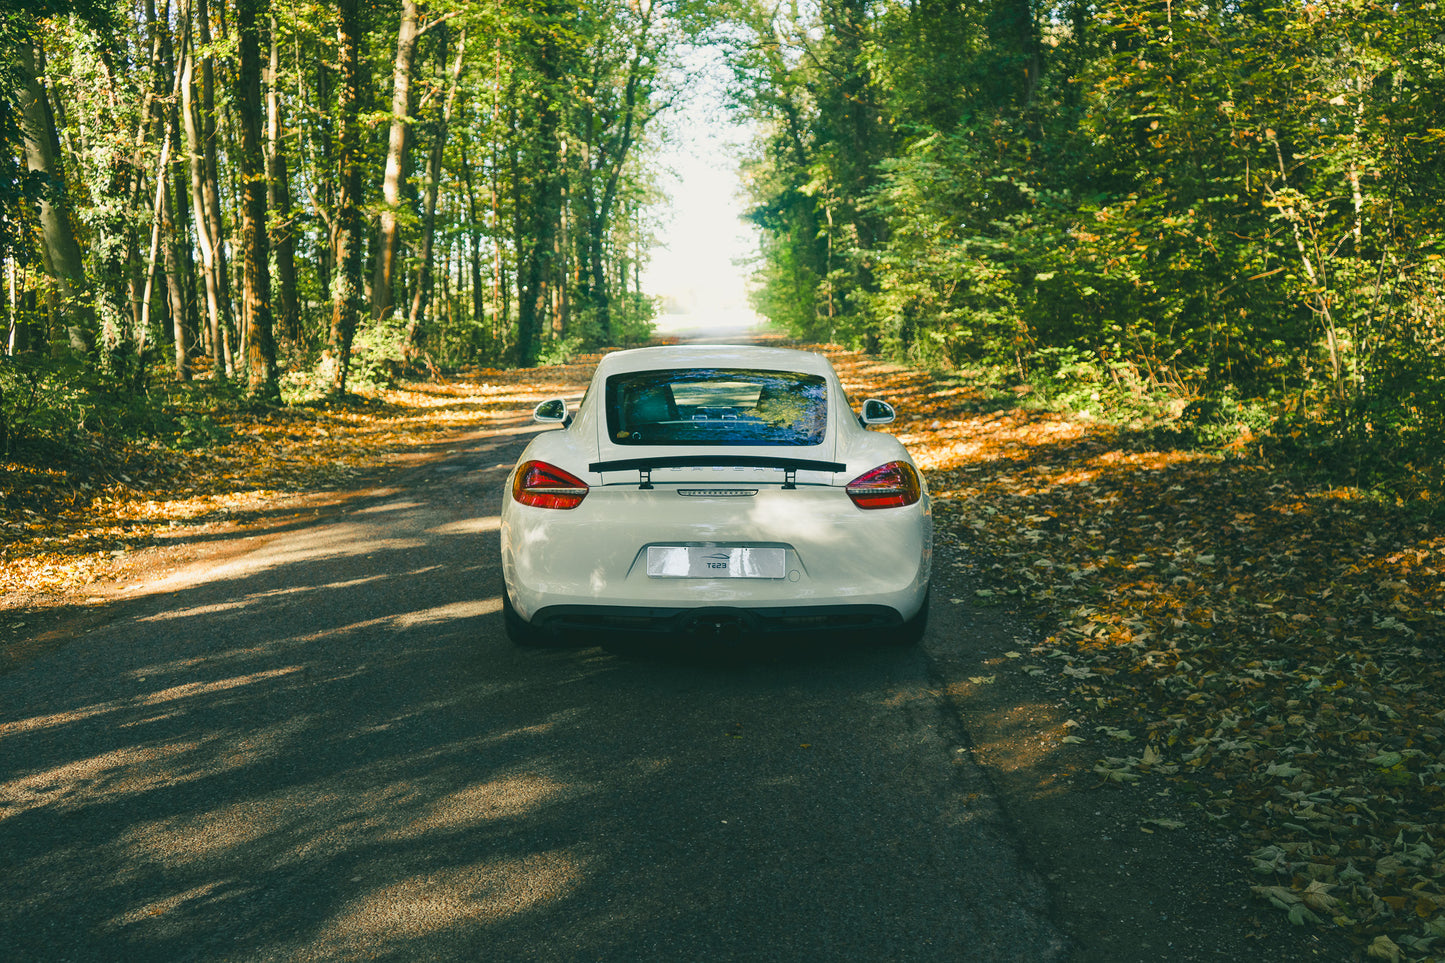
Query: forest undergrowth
3 344 1443 959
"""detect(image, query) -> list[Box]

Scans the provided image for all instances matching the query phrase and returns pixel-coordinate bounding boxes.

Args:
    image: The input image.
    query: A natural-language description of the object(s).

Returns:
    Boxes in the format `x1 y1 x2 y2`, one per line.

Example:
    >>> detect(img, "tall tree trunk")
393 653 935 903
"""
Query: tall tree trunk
237 0 279 400
161 170 192 381
490 37 507 345
459 138 486 340
312 50 335 326
139 0 191 382
151 0 194 381
13 35 95 354
515 2 565 366
577 0 656 343
373 0 421 322
329 0 366 395
181 0 233 379
198 0 234 376
138 115 175 377
406 27 466 359
267 11 300 346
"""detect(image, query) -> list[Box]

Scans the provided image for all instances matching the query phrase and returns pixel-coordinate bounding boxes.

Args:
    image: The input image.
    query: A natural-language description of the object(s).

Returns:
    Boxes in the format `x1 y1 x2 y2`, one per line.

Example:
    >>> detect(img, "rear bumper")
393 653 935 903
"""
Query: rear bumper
529 603 907 640
500 484 932 622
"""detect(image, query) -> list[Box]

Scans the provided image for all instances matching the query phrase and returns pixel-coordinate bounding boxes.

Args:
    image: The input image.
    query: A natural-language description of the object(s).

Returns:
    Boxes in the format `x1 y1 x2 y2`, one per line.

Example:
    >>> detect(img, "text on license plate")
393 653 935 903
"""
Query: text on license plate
646 546 786 579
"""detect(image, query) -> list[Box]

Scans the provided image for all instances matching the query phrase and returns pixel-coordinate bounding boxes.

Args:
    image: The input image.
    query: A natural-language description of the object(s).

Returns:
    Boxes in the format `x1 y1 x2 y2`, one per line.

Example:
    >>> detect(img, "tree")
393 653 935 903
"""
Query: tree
180 0 235 378
511 0 571 366
372 0 422 324
327 0 366 394
267 8 300 347
405 23 467 359
237 0 280 401
572 0 668 342
12 31 95 354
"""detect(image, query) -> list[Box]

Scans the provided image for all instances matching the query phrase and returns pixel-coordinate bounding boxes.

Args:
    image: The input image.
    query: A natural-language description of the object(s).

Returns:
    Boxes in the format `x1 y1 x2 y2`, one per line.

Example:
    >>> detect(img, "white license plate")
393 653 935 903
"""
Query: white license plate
646 546 786 579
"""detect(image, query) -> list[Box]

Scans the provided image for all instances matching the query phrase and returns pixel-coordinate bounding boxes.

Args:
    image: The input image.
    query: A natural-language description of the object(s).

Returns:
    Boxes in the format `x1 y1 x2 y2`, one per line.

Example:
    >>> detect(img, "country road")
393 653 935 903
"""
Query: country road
0 406 1069 962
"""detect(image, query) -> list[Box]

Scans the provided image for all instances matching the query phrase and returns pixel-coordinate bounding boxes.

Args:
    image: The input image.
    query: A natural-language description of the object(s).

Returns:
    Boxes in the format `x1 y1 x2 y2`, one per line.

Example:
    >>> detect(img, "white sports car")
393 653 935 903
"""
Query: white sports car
499 344 932 645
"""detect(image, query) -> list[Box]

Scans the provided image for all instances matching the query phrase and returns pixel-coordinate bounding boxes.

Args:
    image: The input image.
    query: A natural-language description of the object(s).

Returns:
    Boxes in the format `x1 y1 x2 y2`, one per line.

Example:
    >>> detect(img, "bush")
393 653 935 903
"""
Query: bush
535 335 584 367
0 354 88 456
1174 388 1274 448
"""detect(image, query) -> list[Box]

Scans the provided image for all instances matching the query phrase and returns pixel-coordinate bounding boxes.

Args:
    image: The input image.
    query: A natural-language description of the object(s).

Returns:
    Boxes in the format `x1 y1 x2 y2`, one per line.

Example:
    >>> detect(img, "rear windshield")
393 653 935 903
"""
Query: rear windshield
605 368 828 446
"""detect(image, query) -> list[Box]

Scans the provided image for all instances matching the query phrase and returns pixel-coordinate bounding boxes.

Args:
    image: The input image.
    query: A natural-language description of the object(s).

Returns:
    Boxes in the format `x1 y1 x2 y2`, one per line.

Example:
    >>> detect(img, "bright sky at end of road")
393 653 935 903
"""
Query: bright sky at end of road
644 45 762 340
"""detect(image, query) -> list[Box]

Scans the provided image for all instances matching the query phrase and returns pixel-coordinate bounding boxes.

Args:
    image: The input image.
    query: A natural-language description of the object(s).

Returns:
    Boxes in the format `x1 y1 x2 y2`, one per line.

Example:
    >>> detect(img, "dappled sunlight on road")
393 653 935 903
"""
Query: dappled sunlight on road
0 462 1061 962
137 573 401 621
311 850 589 958
394 599 501 628
0 667 305 742
392 774 587 834
354 499 426 514
133 523 429 598
429 516 501 535
1 743 198 817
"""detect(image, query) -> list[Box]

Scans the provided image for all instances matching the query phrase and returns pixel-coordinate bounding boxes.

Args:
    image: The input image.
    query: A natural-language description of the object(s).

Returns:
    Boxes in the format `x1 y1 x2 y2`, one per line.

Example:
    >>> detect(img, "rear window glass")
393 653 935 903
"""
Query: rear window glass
605 368 828 446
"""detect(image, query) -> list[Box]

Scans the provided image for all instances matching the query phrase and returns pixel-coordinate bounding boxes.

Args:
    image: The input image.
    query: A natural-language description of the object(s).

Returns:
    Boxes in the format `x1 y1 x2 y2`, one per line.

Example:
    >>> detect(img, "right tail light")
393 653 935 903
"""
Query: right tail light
845 461 922 510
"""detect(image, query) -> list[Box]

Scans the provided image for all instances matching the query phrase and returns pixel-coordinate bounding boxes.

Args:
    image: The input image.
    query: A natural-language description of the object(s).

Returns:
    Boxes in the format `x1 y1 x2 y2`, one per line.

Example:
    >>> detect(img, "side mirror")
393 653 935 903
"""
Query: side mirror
533 398 570 425
859 398 896 426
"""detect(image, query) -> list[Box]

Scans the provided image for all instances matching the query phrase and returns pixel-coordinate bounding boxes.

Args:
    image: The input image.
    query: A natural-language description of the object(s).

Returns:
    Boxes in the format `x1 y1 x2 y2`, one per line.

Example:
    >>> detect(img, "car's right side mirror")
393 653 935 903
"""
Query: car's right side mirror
859 398 896 425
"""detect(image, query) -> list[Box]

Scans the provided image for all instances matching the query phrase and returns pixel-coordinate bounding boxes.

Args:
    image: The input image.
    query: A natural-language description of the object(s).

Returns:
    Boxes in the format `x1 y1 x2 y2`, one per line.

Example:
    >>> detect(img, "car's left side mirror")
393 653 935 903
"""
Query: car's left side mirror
533 398 570 425
859 398 896 426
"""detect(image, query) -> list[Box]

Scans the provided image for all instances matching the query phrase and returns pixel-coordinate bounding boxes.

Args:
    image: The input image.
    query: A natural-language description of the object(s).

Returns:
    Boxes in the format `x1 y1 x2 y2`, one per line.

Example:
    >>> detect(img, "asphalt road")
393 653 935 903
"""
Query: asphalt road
0 413 1067 962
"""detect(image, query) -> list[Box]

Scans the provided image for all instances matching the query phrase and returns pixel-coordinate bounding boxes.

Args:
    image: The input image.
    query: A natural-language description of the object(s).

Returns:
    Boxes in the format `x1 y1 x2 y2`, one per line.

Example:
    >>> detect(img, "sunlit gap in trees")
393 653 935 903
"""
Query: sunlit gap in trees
643 43 762 343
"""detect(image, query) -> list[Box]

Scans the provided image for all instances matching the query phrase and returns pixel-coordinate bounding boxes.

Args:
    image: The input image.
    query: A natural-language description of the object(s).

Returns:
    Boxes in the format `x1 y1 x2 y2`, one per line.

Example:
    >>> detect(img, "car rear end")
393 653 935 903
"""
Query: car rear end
500 349 931 641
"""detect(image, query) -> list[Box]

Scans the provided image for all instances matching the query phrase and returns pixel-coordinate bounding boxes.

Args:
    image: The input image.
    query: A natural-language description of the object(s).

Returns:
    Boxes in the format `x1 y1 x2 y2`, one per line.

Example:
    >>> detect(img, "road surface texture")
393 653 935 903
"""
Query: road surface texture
0 411 1067 962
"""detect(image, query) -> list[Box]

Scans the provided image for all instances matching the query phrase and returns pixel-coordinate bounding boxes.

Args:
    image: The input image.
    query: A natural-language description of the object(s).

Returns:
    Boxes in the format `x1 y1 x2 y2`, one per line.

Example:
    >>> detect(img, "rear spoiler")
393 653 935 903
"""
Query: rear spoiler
588 455 847 491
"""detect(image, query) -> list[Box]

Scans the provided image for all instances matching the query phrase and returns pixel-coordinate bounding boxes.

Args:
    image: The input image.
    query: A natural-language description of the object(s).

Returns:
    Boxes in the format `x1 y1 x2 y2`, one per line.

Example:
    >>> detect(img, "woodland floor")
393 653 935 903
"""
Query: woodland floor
3 339 1442 961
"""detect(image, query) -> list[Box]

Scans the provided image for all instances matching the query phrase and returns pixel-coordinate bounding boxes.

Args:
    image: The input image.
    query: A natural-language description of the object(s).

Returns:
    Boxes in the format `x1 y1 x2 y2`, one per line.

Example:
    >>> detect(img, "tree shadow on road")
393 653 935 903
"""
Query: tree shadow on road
0 453 1060 962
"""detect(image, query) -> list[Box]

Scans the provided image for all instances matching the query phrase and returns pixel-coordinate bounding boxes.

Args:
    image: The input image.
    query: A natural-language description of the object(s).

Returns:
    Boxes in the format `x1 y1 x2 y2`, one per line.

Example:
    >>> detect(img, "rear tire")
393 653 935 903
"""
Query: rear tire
890 593 929 646
503 591 548 647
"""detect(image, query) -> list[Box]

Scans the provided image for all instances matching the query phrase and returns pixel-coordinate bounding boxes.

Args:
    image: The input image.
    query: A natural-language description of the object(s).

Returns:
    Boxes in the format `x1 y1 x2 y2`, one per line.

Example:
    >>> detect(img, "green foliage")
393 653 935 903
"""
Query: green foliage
1264 269 1445 509
0 351 255 460
1171 389 1275 449
606 290 659 347
166 409 232 450
1018 344 1175 428
732 0 1445 505
0 354 83 456
859 131 1028 367
534 334 585 367
340 315 409 391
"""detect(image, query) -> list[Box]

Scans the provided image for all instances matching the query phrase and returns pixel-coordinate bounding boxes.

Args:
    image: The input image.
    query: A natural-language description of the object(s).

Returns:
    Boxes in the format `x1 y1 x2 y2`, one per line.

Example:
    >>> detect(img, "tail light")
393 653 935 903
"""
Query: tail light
846 461 922 510
512 460 589 509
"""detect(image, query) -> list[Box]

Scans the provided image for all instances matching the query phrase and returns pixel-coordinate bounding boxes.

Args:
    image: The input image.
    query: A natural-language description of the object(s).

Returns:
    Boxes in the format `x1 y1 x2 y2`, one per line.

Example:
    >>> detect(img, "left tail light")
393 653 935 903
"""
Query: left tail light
512 460 589 509
846 461 922 510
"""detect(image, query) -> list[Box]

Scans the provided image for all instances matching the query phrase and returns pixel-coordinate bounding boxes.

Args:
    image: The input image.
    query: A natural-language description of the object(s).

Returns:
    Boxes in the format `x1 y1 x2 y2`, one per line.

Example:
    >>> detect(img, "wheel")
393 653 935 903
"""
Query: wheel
889 593 929 646
503 590 548 647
